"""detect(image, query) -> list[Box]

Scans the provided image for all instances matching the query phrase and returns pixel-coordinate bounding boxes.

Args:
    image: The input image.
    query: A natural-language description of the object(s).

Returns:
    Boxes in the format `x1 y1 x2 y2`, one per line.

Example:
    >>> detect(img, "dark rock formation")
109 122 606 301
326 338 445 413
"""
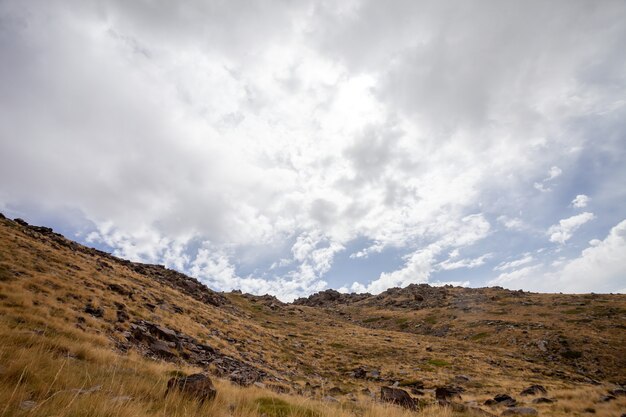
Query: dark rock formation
380 386 419 410
166 374 216 402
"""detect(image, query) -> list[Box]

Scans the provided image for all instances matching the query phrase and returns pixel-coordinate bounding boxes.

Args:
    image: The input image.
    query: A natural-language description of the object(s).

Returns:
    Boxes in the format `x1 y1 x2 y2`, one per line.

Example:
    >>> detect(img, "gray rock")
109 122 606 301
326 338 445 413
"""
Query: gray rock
502 407 538 416
166 374 216 402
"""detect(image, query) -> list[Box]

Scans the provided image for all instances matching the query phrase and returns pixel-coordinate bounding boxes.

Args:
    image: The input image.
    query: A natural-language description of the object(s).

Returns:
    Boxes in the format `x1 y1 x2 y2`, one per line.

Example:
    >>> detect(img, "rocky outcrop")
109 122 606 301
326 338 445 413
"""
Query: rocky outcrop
293 289 370 307
166 374 216 402
127 320 267 385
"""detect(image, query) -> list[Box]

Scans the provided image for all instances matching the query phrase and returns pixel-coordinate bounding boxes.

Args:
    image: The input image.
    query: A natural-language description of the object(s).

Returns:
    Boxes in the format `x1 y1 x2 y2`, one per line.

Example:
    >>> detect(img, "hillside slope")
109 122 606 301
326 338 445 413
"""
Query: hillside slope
0 214 625 417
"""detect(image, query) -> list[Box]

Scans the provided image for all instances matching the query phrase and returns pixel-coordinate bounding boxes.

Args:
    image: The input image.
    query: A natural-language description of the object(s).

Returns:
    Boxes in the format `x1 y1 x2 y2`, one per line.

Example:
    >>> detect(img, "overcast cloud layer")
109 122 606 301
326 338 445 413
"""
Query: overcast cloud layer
1 0 625 300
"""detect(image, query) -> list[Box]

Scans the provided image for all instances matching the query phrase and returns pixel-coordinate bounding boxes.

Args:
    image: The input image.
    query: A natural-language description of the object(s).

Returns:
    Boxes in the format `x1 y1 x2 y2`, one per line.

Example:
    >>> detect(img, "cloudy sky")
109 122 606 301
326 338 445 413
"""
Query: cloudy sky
1 0 625 300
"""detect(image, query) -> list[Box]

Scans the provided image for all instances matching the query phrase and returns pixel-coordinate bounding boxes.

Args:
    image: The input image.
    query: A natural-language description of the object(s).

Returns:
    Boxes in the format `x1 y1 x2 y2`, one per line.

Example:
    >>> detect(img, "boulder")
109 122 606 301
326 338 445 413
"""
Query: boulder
166 374 216 402
532 397 554 404
380 386 419 410
352 367 367 379
435 386 463 401
149 340 177 359
502 407 538 416
493 393 517 407
520 385 547 396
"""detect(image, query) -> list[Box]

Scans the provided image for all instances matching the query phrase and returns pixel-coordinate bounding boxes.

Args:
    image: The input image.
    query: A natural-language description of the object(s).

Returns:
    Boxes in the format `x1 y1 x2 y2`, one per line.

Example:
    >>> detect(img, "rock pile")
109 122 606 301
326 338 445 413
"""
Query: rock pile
127 320 267 386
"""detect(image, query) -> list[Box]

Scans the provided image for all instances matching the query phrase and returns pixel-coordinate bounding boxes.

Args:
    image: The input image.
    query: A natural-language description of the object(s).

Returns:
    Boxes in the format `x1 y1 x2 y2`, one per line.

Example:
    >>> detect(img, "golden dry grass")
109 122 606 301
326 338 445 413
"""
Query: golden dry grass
1 216 625 416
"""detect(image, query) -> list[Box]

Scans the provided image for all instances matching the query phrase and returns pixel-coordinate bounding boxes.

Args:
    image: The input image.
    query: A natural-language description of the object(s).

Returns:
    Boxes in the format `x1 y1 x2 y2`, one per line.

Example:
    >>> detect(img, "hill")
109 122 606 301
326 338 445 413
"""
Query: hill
0 213 625 417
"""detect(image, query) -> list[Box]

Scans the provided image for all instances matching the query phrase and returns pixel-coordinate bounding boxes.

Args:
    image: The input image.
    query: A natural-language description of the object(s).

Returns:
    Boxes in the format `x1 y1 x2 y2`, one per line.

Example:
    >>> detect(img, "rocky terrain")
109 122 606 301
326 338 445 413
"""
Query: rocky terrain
0 213 625 417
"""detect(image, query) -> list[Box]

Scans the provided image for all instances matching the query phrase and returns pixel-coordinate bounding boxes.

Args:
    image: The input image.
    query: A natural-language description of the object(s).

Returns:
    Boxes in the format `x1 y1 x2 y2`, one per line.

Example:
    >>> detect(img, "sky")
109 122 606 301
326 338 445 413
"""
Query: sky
1 0 625 301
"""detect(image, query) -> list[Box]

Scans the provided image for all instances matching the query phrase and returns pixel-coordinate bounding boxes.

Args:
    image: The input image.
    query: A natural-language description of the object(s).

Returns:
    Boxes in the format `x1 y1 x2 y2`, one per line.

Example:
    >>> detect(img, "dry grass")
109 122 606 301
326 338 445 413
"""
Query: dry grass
1 216 625 416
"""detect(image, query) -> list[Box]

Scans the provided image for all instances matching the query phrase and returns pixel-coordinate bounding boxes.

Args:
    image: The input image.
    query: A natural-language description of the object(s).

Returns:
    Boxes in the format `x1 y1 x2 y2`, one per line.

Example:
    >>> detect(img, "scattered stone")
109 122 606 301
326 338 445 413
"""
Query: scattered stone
323 395 339 403
107 283 132 296
501 407 538 416
367 369 381 380
493 394 517 407
229 369 260 386
149 340 177 359
352 367 367 379
19 400 36 410
532 397 554 404
600 394 616 402
435 386 463 401
520 385 547 396
328 387 344 396
609 388 626 397
380 386 419 410
454 375 471 383
584 407 596 413
166 374 216 402
84 303 104 318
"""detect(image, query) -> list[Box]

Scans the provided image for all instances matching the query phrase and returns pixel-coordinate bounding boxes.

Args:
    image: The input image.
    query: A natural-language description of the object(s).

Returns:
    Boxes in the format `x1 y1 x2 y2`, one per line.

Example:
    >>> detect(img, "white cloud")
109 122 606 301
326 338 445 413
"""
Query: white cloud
351 244 439 294
572 194 590 208
497 215 527 231
437 253 492 271
348 213 491 293
1 1 625 298
548 212 595 244
547 166 563 180
489 219 626 293
494 254 534 271
533 166 562 192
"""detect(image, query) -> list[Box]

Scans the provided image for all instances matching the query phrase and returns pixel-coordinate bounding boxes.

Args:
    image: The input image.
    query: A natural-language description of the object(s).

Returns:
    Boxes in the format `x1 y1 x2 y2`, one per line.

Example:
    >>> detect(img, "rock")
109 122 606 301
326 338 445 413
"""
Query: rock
107 283 132 296
323 395 339 403
454 375 471 383
449 402 498 417
328 387 344 396
84 303 104 318
361 388 375 398
352 367 367 379
493 394 517 407
435 386 463 401
583 407 596 413
520 385 547 396
229 369 260 386
380 386 419 410
166 374 216 402
14 218 29 226
151 324 178 342
609 388 626 396
532 397 554 404
367 369 381 379
19 400 36 410
600 394 616 402
149 340 177 359
502 407 538 416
